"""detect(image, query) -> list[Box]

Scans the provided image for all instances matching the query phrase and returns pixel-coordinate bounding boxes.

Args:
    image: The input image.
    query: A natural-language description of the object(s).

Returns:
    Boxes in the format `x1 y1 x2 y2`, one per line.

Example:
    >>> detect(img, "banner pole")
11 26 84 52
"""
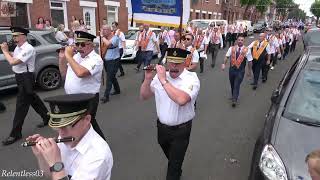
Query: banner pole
179 0 183 44
96 0 105 86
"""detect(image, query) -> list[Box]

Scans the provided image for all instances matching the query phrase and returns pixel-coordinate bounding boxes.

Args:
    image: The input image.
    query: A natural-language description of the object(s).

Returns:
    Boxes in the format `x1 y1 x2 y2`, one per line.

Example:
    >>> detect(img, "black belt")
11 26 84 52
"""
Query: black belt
157 119 192 130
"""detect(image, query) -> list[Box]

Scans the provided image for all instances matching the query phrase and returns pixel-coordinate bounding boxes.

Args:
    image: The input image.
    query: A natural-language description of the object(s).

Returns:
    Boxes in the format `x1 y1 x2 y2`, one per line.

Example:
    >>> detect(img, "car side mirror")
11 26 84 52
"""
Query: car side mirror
271 89 280 104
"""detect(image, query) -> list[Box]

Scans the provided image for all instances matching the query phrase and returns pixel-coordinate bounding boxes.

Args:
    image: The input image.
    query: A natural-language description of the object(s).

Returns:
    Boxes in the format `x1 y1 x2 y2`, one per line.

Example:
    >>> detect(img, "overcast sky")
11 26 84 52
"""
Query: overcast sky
294 0 315 16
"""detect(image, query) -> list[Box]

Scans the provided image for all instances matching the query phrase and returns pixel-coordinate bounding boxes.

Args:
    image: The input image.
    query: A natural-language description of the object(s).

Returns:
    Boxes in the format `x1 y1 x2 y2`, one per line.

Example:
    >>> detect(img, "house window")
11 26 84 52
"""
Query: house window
85 12 91 26
10 3 29 28
107 6 118 25
208 14 212 19
196 12 200 19
216 0 219 4
50 1 67 28
202 13 206 19
234 0 237 6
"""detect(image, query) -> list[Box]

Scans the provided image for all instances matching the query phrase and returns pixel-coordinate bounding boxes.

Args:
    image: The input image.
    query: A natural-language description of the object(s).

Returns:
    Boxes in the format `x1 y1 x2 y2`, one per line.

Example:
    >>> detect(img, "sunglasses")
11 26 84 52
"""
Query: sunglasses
185 38 192 41
75 42 88 47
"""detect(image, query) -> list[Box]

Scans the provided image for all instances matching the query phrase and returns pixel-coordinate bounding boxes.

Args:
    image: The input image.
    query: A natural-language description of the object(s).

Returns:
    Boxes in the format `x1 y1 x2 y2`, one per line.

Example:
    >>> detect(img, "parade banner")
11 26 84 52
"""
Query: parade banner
128 0 190 27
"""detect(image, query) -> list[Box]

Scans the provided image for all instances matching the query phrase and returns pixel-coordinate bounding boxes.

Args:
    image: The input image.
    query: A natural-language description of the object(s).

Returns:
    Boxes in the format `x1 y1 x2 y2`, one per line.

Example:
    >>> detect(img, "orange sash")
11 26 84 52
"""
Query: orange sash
195 35 204 49
185 48 195 67
211 32 220 44
140 31 153 50
252 40 268 60
231 46 248 69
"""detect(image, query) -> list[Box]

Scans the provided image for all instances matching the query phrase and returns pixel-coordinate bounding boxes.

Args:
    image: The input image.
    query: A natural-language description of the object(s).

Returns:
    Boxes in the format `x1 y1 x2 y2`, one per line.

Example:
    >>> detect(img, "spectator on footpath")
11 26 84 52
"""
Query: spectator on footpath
79 19 88 32
306 150 320 180
55 24 68 44
67 31 75 45
35 17 45 30
44 20 54 31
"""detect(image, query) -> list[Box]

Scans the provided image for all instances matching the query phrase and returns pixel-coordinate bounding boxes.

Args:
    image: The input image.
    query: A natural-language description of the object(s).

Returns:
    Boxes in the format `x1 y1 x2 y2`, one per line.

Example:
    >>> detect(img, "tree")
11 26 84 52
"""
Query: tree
275 0 294 21
288 6 306 20
311 0 320 25
256 0 272 14
240 0 258 20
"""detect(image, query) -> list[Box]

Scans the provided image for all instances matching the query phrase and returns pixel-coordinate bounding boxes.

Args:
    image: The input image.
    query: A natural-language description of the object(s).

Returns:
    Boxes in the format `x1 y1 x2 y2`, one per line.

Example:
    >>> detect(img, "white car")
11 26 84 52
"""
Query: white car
122 27 161 61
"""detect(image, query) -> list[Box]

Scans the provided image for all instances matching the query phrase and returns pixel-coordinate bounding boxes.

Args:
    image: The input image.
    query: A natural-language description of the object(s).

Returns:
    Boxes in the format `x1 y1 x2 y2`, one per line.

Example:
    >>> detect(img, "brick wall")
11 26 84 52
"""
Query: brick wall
29 0 50 28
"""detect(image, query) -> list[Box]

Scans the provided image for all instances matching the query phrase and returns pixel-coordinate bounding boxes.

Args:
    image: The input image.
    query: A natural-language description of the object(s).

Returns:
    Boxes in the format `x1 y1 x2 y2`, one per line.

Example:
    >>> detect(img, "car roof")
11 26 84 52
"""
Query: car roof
128 27 161 31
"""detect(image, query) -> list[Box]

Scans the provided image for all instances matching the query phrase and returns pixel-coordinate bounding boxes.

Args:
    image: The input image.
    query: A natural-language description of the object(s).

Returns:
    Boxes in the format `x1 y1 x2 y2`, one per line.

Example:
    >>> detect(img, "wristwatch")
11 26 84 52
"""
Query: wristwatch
161 79 168 86
50 162 64 172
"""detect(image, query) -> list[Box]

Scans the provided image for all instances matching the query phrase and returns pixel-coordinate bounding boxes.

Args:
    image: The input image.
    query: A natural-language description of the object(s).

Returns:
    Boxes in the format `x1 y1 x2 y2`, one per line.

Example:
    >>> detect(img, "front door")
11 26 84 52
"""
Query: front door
83 7 96 35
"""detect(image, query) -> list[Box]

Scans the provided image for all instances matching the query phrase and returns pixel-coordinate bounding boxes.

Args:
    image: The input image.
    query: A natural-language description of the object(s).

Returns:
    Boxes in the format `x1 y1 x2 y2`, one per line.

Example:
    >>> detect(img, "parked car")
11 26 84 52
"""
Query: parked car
303 28 320 49
0 28 62 91
248 46 320 180
253 23 266 33
122 27 161 61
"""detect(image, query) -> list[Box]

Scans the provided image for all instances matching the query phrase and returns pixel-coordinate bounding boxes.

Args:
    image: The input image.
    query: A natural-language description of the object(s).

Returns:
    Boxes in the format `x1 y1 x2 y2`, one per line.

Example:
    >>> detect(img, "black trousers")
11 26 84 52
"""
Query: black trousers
229 68 245 101
252 60 263 86
290 40 297 52
272 53 278 66
210 43 220 66
226 33 233 47
283 42 290 59
118 48 124 74
135 48 143 69
10 73 49 137
222 34 226 48
157 120 192 180
103 59 121 98
159 43 168 64
0 101 5 112
88 93 105 140
261 58 270 81
199 51 204 73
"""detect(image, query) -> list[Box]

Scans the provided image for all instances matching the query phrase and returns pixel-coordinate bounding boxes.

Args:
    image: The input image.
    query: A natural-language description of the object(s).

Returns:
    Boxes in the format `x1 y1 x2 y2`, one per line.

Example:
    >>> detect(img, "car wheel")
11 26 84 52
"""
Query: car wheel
37 67 61 90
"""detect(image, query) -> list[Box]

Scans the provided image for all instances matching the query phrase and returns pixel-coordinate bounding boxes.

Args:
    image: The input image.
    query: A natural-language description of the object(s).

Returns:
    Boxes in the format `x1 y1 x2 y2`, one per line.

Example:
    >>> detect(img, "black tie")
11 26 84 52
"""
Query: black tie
236 47 241 58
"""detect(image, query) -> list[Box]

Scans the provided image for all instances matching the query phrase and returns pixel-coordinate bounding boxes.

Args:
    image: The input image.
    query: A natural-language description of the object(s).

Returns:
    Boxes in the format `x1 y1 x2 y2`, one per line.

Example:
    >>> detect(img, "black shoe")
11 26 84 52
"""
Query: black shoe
2 136 22 146
250 82 255 85
100 97 109 104
110 91 120 96
211 64 215 68
262 79 266 83
252 85 257 90
36 122 48 128
231 101 237 108
118 73 125 77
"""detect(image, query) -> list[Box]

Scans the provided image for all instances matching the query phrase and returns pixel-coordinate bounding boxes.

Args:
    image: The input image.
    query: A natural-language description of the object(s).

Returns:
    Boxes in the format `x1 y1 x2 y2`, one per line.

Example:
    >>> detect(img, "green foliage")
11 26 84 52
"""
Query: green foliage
256 0 272 13
311 0 320 18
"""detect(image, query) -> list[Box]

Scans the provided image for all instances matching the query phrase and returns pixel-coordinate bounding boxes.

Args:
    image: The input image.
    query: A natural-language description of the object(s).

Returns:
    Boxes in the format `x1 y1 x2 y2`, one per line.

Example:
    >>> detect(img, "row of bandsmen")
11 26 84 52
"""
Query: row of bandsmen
222 26 301 107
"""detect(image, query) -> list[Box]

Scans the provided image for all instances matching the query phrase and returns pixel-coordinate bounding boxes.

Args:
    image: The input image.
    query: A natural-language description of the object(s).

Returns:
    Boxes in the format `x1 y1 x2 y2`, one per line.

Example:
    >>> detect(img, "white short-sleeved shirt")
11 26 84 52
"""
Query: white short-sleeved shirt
58 126 113 180
158 30 171 47
117 30 126 49
12 42 36 73
248 40 272 55
226 46 253 61
150 69 200 126
187 46 199 63
196 35 210 52
64 50 103 94
267 36 280 54
140 30 158 52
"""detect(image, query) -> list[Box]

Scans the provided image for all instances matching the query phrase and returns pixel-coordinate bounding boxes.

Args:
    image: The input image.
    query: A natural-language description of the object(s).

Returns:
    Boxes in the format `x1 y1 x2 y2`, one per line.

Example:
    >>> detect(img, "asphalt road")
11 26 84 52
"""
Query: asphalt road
0 35 304 180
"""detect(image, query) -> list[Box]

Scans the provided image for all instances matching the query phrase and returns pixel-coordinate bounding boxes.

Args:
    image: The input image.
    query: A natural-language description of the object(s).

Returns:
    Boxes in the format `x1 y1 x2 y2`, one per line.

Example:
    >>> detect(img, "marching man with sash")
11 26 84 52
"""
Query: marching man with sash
193 29 209 73
209 26 223 68
248 33 271 90
222 35 253 107
139 24 160 66
183 33 199 72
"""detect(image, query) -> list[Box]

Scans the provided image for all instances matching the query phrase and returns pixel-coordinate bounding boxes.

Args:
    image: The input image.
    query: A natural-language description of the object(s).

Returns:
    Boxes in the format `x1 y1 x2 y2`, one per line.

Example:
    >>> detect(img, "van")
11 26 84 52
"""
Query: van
236 20 253 36
191 19 228 29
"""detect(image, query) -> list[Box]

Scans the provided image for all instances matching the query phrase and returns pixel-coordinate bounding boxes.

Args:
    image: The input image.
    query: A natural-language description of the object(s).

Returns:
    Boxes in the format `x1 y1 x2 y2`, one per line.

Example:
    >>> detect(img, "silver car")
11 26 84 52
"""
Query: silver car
0 28 62 91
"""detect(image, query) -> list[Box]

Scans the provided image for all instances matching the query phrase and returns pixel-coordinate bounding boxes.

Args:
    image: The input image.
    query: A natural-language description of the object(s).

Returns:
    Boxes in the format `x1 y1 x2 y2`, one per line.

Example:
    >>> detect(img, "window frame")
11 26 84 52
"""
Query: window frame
49 0 68 29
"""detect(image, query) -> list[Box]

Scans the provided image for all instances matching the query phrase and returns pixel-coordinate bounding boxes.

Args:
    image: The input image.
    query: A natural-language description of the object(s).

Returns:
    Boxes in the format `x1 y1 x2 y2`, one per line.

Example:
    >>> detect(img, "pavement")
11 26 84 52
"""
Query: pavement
0 35 304 180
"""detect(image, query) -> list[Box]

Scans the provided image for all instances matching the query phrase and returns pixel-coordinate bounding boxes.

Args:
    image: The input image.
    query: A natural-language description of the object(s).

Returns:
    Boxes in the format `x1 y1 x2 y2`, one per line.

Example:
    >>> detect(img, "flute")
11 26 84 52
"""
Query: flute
21 137 75 147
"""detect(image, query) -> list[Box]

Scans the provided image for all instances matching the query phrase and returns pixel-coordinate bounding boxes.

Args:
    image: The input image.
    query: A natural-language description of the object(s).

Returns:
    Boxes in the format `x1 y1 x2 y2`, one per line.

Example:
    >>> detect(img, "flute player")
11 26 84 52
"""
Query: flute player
26 93 113 180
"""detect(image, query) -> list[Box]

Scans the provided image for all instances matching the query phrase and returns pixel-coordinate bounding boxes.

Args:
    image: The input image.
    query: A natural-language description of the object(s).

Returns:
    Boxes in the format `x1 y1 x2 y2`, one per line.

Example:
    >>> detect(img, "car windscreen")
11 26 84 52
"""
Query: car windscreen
304 31 320 46
125 30 138 40
284 68 320 123
192 21 210 29
42 32 59 44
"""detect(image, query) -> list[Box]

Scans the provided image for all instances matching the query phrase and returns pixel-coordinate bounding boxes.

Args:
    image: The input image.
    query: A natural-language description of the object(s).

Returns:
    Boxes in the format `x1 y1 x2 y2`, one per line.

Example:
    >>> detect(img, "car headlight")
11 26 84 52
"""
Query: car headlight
259 144 288 180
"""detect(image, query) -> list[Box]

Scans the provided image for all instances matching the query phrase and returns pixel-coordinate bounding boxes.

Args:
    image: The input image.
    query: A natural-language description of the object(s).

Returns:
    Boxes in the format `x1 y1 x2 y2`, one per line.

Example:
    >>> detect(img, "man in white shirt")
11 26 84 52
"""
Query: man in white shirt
27 94 113 180
248 33 271 89
209 26 223 68
194 29 209 73
140 48 200 180
58 31 105 140
222 35 253 107
158 26 171 64
1 27 50 145
184 33 199 72
139 24 160 66
266 29 281 70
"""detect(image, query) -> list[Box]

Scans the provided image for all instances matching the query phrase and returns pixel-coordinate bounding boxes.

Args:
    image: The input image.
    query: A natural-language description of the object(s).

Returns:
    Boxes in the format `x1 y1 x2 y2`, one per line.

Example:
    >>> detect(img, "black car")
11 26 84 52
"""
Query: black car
249 47 320 180
253 23 266 33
